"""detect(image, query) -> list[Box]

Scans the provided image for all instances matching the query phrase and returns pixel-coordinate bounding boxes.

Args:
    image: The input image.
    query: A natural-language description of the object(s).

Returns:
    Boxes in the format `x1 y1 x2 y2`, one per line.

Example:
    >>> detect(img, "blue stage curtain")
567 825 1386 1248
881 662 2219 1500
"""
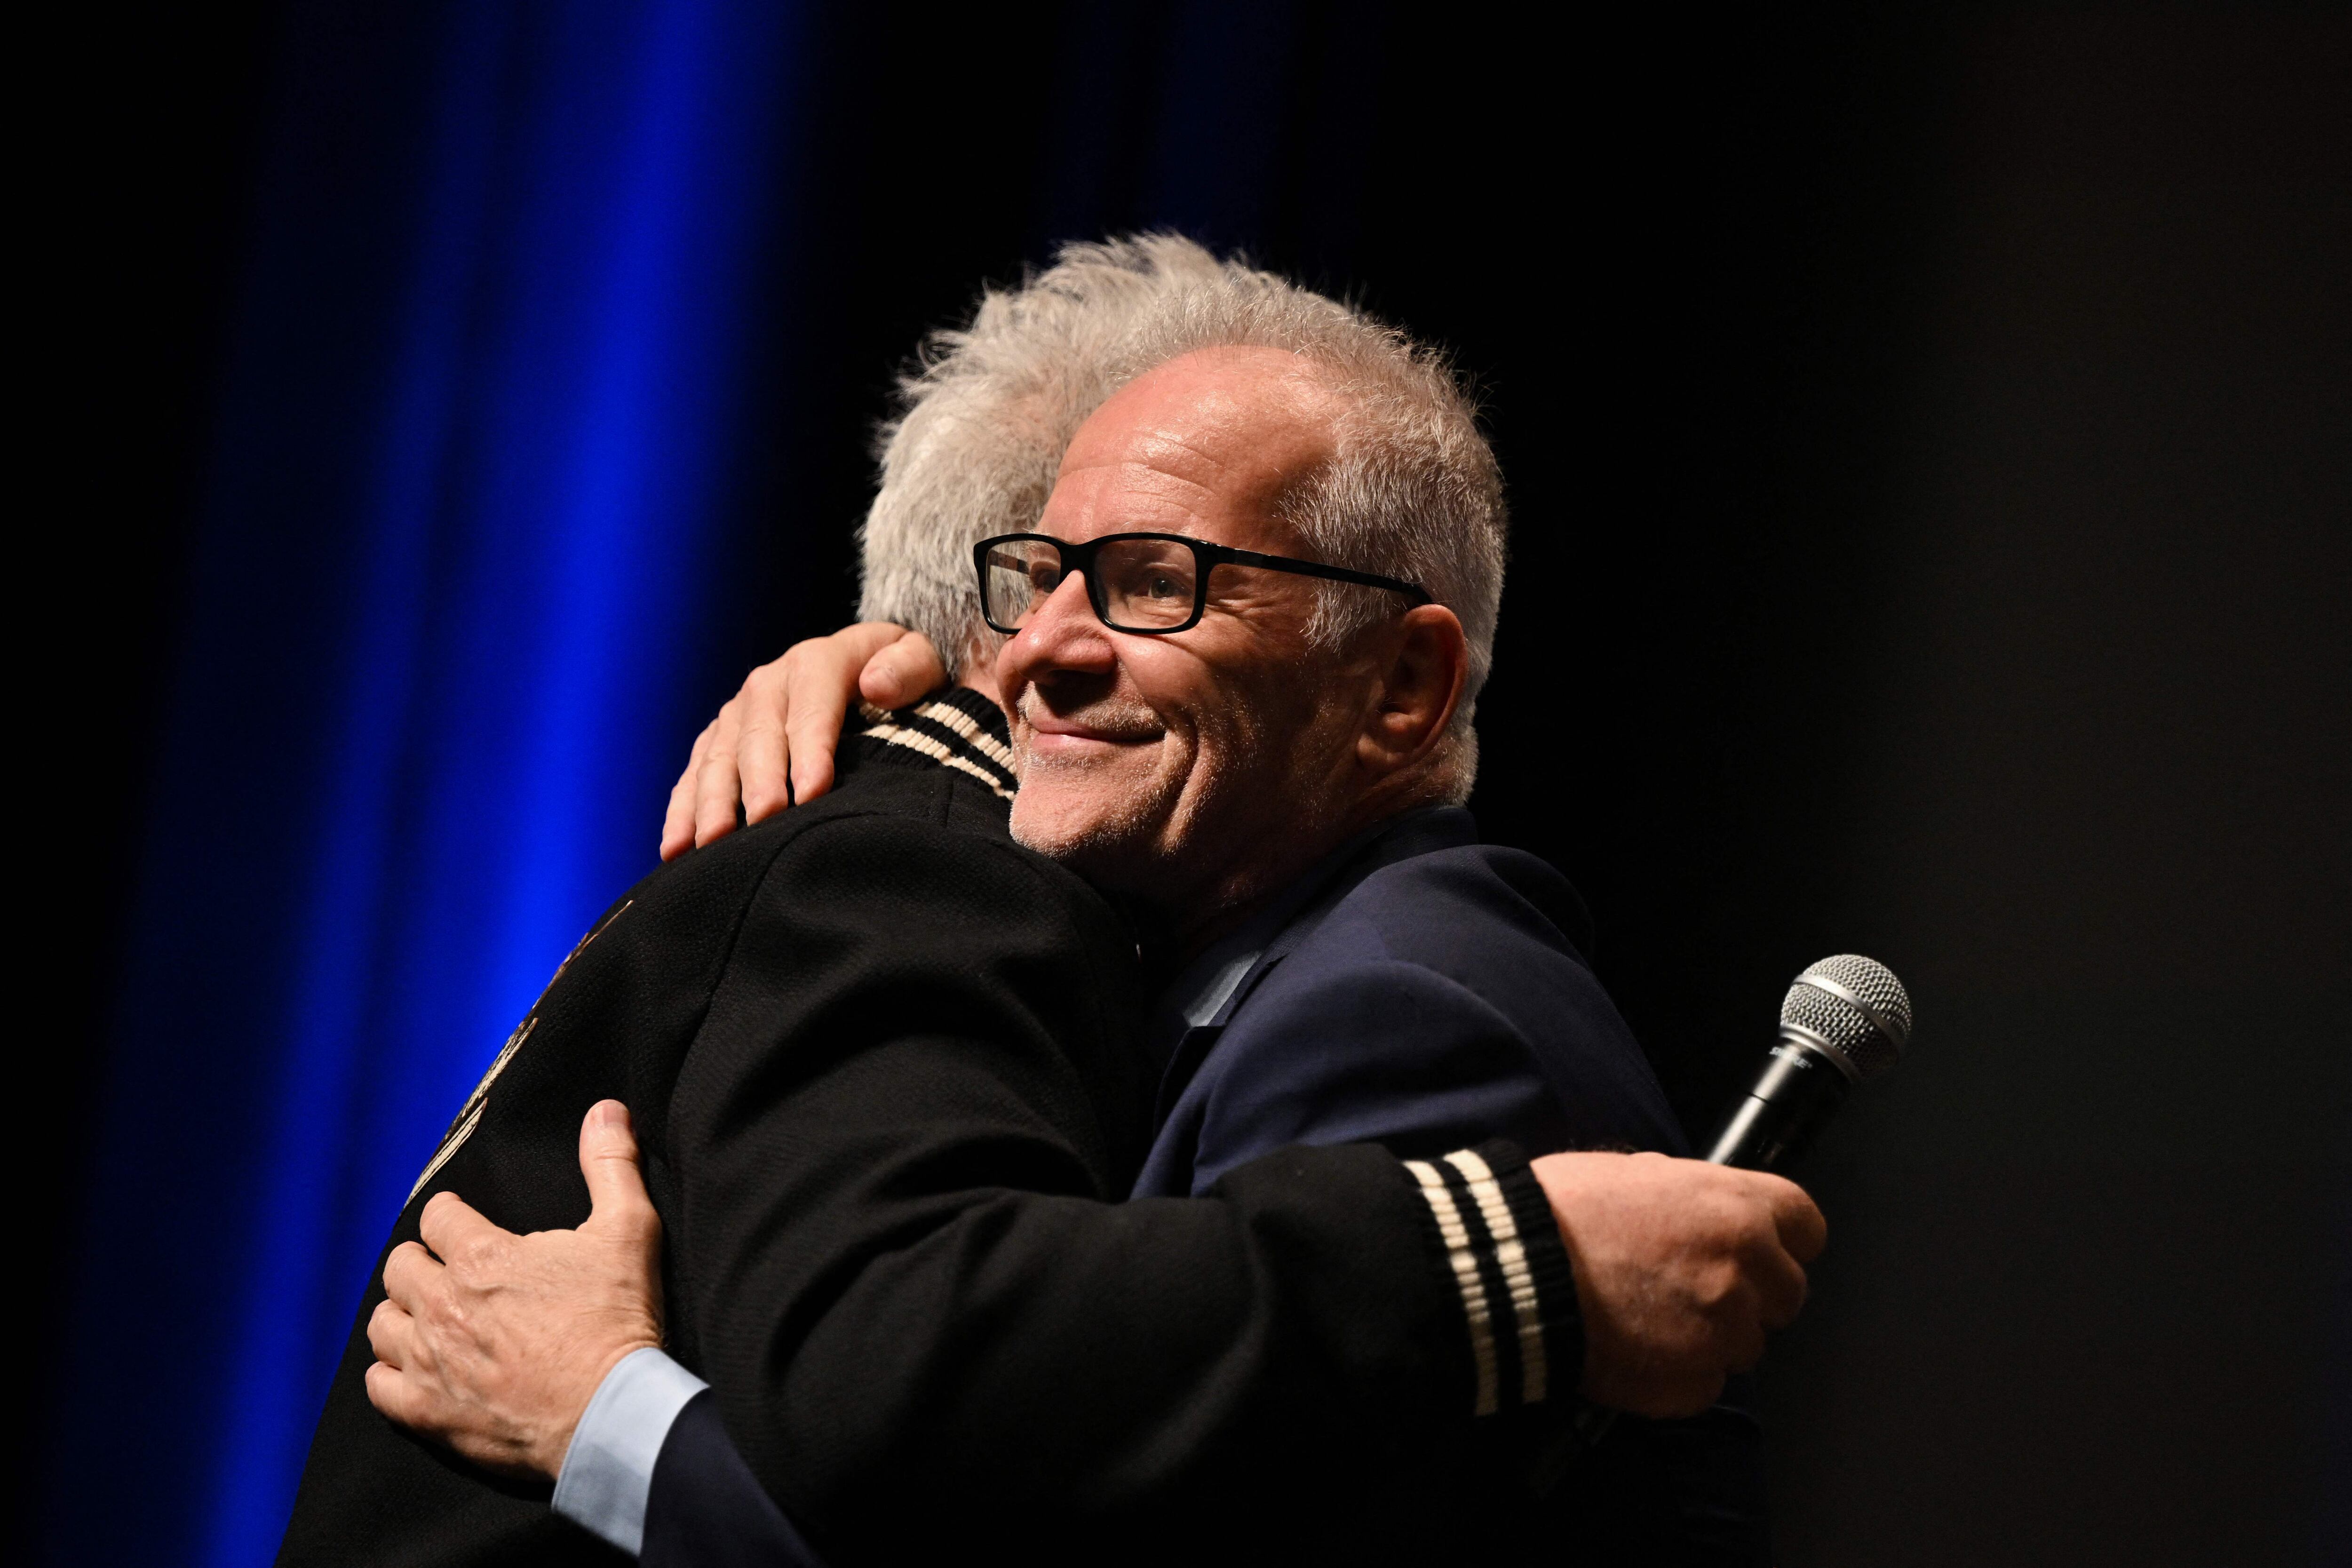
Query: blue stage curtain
46 4 803 1562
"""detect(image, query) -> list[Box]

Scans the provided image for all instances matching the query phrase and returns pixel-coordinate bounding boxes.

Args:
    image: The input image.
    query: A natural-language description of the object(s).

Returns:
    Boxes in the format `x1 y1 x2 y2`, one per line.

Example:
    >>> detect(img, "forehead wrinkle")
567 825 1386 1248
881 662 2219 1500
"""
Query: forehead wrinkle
1050 462 1208 536
1075 454 1221 502
1122 427 1239 478
1081 420 1322 521
1060 426 1231 490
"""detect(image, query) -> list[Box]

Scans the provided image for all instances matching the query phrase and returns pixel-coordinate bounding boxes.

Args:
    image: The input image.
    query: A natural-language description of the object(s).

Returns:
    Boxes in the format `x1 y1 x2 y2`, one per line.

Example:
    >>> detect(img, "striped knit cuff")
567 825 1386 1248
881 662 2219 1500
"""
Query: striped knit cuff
1401 1140 1582 1418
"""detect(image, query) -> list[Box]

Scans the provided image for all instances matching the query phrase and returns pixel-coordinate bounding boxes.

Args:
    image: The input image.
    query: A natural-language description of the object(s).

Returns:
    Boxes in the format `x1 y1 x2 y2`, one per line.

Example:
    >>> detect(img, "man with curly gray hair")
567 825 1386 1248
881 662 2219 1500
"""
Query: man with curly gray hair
667 233 1503 837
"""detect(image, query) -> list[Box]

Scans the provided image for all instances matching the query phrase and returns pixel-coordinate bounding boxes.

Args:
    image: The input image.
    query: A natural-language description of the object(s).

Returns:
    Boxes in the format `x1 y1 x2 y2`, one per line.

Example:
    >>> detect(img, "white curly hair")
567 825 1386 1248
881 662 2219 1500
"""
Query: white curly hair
855 233 1507 797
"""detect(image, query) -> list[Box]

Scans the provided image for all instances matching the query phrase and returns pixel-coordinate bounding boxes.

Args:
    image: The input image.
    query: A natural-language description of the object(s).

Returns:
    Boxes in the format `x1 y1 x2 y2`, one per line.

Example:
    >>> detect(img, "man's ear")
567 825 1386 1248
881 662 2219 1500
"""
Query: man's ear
1357 604 1468 775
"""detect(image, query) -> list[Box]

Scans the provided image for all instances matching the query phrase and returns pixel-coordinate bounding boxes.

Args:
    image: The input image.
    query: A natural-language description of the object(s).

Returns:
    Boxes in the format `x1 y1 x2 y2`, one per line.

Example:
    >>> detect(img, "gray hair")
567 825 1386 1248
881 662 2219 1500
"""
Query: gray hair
855 233 1507 794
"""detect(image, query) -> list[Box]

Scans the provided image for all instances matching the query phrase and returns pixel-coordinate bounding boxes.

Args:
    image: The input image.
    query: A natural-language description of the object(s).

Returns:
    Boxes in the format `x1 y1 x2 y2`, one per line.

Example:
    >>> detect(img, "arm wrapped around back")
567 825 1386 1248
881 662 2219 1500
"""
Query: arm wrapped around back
664 811 1540 1561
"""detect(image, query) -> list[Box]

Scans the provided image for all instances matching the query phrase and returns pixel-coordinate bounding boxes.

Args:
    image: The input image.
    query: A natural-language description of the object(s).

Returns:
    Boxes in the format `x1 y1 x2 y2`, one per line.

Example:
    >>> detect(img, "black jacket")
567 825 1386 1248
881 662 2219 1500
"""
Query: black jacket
277 709 1565 1567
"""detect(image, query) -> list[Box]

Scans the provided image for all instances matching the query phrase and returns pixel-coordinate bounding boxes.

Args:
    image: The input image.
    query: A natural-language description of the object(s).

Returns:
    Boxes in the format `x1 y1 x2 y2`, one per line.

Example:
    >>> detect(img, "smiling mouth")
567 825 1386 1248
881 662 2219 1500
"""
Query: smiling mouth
1018 694 1163 748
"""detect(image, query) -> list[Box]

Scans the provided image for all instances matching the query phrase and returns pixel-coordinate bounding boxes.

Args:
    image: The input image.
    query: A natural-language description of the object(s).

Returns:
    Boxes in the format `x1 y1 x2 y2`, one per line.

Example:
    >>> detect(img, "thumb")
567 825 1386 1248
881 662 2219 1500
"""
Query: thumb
578 1100 656 1238
859 630 949 709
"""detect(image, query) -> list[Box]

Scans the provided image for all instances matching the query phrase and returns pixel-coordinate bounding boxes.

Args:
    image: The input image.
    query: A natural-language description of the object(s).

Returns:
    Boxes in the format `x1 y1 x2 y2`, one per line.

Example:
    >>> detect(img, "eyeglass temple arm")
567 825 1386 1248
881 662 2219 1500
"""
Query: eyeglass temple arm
1214 544 1432 605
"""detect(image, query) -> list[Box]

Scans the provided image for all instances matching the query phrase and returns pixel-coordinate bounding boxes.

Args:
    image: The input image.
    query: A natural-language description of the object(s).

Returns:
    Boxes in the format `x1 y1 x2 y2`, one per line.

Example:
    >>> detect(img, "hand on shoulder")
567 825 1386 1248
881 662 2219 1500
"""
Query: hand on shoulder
660 624 949 861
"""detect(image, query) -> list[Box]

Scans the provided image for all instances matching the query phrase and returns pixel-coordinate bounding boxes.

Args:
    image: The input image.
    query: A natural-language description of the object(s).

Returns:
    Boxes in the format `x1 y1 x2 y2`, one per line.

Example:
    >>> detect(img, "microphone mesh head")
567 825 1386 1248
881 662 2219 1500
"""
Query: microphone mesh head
1780 955 1912 1079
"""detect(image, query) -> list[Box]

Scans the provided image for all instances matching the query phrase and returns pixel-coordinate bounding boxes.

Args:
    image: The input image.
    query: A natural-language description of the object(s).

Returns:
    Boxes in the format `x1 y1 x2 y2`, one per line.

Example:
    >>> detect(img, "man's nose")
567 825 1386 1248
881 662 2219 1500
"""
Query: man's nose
1000 570 1117 691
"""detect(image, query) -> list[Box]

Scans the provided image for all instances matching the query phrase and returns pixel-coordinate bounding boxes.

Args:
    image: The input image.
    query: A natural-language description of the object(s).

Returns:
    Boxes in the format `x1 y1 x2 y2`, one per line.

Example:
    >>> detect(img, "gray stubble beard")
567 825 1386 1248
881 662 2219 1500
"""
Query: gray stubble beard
1010 692 1314 926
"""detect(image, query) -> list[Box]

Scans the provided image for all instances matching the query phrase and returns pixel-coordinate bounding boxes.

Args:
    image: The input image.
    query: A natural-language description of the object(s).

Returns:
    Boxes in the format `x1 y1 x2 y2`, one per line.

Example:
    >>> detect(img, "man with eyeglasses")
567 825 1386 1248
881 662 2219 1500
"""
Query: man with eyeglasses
308 238 1807 1566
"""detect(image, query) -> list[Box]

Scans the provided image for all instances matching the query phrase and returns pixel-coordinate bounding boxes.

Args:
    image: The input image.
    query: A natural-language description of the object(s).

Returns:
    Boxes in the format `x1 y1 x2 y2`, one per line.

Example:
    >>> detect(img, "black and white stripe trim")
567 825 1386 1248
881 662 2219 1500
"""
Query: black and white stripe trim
1402 1139 1581 1417
855 690 1019 800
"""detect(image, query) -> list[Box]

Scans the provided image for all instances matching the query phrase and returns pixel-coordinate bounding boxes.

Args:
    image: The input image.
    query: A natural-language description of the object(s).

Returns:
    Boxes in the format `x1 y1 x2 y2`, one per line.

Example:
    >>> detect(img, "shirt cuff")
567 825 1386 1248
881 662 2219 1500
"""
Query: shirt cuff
552 1346 710 1557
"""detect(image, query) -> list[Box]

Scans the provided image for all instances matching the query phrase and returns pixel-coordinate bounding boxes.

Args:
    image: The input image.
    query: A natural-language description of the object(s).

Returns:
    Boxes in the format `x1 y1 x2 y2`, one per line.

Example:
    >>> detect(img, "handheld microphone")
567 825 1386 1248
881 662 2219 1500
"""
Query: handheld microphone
1557 955 1913 1468
1706 954 1912 1170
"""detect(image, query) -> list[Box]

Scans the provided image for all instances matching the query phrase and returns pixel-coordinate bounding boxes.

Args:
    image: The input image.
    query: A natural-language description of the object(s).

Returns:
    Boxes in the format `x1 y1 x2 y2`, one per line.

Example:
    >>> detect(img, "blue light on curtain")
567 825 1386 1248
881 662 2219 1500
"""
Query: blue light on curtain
47 4 800 1563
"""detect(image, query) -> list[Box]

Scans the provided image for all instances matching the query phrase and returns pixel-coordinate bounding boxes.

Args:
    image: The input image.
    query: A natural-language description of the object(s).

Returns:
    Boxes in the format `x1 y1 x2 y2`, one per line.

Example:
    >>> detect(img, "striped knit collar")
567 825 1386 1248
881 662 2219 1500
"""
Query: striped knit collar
853 685 1019 801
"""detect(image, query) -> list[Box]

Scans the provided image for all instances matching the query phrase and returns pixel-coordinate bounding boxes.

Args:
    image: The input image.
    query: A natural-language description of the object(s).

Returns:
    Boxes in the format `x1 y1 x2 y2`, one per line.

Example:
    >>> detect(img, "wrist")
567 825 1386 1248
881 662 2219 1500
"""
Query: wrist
544 1334 663 1476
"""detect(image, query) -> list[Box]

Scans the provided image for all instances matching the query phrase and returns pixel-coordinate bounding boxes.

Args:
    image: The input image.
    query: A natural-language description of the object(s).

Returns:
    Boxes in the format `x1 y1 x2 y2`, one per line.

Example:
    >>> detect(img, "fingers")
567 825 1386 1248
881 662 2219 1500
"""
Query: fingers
364 1359 432 1428
658 626 923 858
417 1189 508 1266
1749 1237 1811 1332
1757 1172 1828 1263
367 1297 417 1370
661 720 718 862
1713 1170 1817 1338
728 641 857 829
691 695 751 851
731 670 793 829
785 625 906 807
381 1239 442 1312
858 629 948 710
577 1101 658 1244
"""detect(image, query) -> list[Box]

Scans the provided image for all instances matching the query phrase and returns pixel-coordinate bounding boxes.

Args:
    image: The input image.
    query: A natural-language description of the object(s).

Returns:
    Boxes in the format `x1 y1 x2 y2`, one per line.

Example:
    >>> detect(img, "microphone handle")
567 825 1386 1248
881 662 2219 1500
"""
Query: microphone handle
1706 1034 1854 1170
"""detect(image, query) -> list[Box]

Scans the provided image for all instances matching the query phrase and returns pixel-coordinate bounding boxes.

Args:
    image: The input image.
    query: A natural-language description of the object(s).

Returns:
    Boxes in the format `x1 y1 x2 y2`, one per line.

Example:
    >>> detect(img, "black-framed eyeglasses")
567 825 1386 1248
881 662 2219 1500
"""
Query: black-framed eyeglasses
974 532 1430 637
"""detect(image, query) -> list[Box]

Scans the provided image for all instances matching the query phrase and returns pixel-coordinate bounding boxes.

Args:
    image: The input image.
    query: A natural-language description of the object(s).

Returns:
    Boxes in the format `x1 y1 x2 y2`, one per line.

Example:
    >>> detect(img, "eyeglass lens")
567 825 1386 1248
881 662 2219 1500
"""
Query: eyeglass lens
981 537 1202 632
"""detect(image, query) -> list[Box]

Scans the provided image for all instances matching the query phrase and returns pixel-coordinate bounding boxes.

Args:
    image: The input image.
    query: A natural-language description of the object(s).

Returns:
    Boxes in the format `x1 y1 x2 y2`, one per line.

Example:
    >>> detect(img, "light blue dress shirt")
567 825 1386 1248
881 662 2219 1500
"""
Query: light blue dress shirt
552 1346 708 1555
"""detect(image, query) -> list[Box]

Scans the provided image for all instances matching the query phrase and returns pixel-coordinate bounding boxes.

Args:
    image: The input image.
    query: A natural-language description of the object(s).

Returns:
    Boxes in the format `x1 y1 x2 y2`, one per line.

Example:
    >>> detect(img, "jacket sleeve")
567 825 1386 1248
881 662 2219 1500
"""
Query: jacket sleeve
1185 959 1577 1194
662 812 1529 1560
642 1393 826 1568
1174 853 1688 1197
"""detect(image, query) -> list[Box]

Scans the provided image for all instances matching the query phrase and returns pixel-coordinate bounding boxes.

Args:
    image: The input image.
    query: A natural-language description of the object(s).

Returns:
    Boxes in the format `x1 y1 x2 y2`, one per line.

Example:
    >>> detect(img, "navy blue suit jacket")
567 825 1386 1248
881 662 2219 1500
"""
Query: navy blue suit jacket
1135 807 1686 1199
1132 807 1769 1560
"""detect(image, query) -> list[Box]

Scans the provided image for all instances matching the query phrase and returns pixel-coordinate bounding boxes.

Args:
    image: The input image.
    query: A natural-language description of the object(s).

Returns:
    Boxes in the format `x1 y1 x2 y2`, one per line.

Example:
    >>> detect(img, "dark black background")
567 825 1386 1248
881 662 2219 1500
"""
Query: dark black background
32 3 2349 1562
